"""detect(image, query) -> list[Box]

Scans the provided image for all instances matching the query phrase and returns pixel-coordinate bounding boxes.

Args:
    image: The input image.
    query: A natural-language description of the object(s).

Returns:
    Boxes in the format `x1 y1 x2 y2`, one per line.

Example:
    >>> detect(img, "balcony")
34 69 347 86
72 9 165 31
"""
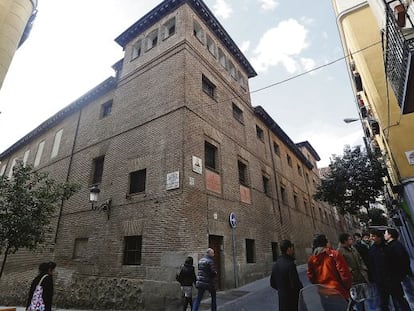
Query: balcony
384 1 414 114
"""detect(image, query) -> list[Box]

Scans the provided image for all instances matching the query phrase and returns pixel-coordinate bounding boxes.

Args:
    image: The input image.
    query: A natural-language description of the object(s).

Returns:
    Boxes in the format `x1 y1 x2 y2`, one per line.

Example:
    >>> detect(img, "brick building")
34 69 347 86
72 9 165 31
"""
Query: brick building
0 0 343 309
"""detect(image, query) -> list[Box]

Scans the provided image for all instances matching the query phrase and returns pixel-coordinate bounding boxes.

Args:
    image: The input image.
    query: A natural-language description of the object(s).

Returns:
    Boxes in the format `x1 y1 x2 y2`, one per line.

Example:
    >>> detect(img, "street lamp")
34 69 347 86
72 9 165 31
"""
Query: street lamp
343 118 360 123
89 185 112 220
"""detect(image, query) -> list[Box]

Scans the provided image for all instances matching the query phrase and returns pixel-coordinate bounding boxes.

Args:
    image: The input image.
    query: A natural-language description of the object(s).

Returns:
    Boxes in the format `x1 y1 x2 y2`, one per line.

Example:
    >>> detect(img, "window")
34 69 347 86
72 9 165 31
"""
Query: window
238 160 248 185
193 20 204 43
132 39 142 59
8 158 17 179
263 175 270 196
92 156 105 185
228 60 236 79
146 29 158 51
206 34 216 57
34 140 45 167
273 142 280 156
287 154 292 167
280 186 287 204
232 103 244 123
23 149 30 167
297 164 302 176
271 242 279 261
163 17 176 39
100 100 113 118
51 129 63 159
238 71 246 88
218 48 226 68
129 169 146 194
73 238 88 259
205 141 218 170
294 194 298 208
246 239 256 263
123 235 142 265
202 75 216 99
305 172 309 182
256 125 264 140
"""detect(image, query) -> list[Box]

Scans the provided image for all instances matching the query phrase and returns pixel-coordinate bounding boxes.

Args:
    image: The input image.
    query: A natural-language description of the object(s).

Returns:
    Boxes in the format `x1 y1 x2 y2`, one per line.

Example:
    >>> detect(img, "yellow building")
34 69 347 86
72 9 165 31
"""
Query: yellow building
0 0 38 90
333 0 414 251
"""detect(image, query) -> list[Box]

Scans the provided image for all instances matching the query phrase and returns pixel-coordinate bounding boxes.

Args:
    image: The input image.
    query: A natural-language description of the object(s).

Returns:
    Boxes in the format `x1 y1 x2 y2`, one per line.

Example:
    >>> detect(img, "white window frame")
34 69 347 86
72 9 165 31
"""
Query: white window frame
132 39 143 59
162 17 176 39
193 20 204 44
228 60 236 79
51 129 63 159
206 34 216 57
23 149 30 167
34 140 45 167
218 48 227 68
146 29 159 51
8 158 17 178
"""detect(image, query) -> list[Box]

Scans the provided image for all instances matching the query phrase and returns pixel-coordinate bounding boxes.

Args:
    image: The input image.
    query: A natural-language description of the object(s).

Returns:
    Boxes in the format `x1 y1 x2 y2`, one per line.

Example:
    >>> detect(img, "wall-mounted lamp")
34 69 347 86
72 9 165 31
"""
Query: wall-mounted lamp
343 118 359 124
89 185 112 220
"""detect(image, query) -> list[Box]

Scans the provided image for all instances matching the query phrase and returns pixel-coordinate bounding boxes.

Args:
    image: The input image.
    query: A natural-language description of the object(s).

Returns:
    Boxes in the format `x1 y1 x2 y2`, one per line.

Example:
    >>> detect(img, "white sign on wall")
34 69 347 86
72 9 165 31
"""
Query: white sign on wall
166 171 180 190
192 156 203 174
405 150 414 165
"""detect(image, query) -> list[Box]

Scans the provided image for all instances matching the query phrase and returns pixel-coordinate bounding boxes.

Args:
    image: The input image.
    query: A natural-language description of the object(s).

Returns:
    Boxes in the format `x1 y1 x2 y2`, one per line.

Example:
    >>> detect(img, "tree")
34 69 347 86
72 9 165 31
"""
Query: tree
0 161 79 278
314 145 387 215
359 207 388 227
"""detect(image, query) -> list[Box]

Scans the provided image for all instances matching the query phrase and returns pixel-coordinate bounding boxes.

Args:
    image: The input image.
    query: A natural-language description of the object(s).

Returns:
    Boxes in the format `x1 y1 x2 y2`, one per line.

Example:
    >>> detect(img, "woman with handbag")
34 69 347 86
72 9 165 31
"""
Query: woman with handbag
26 261 56 311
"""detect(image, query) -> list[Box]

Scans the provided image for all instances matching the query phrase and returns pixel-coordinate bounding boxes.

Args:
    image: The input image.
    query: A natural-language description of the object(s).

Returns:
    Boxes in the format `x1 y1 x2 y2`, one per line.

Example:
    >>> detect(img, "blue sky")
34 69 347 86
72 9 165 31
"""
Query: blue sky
0 0 364 167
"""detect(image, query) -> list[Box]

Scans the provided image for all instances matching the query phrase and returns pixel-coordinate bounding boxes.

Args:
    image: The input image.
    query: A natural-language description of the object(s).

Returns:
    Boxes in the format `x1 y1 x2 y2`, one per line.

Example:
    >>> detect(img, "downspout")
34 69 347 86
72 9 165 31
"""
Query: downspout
54 108 82 244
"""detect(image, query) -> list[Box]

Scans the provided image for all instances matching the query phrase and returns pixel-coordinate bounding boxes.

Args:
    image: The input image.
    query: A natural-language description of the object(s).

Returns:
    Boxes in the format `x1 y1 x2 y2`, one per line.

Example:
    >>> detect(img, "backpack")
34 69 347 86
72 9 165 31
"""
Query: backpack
27 274 48 311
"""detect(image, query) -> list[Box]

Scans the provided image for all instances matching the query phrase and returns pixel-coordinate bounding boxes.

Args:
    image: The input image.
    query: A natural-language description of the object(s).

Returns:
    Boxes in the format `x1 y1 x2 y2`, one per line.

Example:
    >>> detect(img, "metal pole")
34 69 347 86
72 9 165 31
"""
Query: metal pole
231 227 238 288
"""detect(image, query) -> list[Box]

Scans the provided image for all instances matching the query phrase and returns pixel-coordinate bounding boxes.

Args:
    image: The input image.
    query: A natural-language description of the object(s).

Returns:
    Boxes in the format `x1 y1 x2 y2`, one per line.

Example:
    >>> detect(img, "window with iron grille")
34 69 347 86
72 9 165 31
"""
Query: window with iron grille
92 156 105 185
246 239 256 263
238 160 248 185
287 154 292 167
273 142 280 156
232 103 244 123
100 100 113 118
256 125 264 140
202 75 216 99
129 169 146 194
263 175 270 196
205 141 218 170
123 236 142 265
280 186 287 204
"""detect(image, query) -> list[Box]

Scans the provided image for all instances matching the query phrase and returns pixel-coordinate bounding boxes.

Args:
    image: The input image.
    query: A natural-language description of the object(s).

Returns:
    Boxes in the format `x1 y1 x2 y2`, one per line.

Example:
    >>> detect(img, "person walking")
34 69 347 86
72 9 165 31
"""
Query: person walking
337 233 369 310
176 256 197 311
193 248 217 311
383 228 411 311
26 261 57 311
270 240 303 311
307 234 352 299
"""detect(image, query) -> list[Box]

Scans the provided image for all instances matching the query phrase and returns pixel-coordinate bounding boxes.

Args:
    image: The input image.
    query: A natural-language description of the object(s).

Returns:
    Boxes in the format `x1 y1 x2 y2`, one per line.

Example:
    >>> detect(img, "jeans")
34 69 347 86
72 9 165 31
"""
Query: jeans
193 287 217 311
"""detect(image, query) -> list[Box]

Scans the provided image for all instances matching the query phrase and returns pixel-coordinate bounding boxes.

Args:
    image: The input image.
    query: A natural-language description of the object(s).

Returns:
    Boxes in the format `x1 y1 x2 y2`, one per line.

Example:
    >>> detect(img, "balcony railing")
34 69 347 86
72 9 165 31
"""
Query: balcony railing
384 0 414 114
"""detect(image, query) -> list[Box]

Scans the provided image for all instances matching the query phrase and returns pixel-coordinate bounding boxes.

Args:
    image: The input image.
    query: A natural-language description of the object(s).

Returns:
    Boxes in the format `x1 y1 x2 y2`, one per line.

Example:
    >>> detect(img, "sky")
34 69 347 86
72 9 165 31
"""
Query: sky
0 0 364 167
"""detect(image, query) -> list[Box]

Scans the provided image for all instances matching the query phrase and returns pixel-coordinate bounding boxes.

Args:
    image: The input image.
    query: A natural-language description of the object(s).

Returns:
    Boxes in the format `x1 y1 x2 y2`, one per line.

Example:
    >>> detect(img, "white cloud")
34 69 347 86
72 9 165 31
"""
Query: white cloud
240 40 250 53
212 0 233 19
300 16 315 25
258 0 279 10
300 57 316 72
251 19 311 73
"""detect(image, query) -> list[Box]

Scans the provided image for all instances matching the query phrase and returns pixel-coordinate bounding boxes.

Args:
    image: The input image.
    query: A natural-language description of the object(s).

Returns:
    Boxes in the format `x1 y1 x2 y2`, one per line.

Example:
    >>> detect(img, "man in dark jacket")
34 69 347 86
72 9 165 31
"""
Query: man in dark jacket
270 240 303 311
193 248 217 311
383 228 411 311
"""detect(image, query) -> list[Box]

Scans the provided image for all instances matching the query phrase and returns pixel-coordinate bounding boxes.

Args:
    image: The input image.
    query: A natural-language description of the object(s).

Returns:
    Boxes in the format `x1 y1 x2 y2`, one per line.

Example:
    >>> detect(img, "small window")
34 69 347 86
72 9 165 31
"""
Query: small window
271 242 279 261
193 20 204 43
280 186 287 204
228 61 236 79
294 194 298 208
202 75 216 99
51 129 63 159
273 142 280 156
129 169 146 194
305 172 309 182
287 154 292 167
238 160 248 185
132 39 142 59
206 34 216 57
123 235 142 265
8 158 17 179
232 103 244 123
256 125 264 140
238 71 246 88
297 164 302 176
246 239 256 263
263 175 270 196
0 164 7 176
92 156 105 185
100 100 113 118
23 149 30 167
218 48 227 68
205 141 218 170
34 141 45 168
146 29 158 51
163 17 176 39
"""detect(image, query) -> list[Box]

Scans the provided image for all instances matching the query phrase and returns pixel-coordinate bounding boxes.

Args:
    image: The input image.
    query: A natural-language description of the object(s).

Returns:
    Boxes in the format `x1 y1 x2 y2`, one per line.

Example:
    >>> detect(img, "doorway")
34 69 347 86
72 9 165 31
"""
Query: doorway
209 235 223 290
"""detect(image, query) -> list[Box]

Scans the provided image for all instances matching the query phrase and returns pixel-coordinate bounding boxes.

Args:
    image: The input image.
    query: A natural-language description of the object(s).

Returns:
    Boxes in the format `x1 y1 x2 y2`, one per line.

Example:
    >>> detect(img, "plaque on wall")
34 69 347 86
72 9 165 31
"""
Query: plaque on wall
192 156 203 174
166 171 180 190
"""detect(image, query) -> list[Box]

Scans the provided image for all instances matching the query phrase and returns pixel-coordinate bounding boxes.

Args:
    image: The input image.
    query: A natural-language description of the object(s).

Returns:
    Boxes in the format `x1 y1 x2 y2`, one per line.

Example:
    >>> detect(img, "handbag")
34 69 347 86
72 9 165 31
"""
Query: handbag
27 274 48 311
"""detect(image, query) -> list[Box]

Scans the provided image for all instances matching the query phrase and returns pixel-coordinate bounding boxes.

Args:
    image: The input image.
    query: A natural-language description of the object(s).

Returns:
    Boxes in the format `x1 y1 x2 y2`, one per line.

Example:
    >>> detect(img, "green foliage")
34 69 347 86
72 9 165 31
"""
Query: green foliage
359 208 388 226
314 145 387 215
0 161 79 255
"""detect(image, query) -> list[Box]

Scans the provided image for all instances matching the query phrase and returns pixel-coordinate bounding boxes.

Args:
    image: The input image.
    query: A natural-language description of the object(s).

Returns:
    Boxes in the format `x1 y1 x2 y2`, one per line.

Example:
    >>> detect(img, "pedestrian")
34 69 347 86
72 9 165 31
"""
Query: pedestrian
337 233 369 310
270 239 303 311
193 248 217 311
26 261 56 311
176 256 197 311
383 228 411 311
353 231 371 267
307 234 352 299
